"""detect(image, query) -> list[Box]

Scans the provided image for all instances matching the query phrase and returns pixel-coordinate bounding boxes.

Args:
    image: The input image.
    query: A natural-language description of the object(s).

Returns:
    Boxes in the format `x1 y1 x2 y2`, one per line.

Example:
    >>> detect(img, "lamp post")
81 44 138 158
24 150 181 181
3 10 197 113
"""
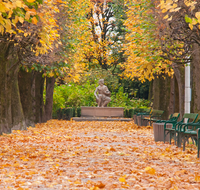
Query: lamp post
185 63 191 115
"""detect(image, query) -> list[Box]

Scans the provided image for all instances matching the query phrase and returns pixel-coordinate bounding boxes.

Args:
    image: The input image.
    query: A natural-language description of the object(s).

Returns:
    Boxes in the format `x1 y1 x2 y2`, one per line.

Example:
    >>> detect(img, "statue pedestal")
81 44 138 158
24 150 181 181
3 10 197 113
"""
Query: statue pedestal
72 107 132 122
81 106 124 117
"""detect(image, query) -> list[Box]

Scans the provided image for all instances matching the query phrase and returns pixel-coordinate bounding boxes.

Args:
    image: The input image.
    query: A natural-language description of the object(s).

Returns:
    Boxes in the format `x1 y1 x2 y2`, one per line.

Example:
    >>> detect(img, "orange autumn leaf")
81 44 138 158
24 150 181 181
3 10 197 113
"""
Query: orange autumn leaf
94 181 105 188
119 177 126 183
195 174 200 182
145 166 156 175
31 16 38 25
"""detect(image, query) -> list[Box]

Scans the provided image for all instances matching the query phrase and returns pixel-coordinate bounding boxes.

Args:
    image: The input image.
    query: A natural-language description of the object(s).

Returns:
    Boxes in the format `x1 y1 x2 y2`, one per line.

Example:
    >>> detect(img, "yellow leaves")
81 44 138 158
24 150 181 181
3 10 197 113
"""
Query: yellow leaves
90 181 106 189
27 0 35 3
0 0 38 36
195 12 200 23
12 16 19 24
24 8 37 21
165 147 171 152
173 7 181 12
15 0 23 8
34 0 63 55
159 0 200 33
119 177 126 182
5 19 11 32
0 3 8 13
0 120 199 189
25 11 30 20
8 171 15 176
122 0 174 81
18 17 24 24
194 173 200 182
159 0 178 13
145 166 156 175
38 13 44 18
163 15 169 20
195 12 200 19
184 0 197 10
191 18 198 25
0 0 63 56
189 23 193 30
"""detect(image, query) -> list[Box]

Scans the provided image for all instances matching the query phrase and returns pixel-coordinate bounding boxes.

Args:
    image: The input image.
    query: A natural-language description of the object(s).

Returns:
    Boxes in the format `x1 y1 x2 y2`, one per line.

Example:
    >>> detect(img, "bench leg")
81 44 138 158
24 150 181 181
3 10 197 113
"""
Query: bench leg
174 131 176 145
164 130 166 143
183 135 186 151
177 133 182 148
169 132 172 144
198 138 200 158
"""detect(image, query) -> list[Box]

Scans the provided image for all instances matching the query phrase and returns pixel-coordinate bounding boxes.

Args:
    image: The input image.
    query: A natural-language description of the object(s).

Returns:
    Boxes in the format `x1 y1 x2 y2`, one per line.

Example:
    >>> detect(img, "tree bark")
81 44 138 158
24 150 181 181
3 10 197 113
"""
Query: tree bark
18 69 35 127
191 43 200 114
32 71 45 123
168 75 175 115
0 42 26 134
172 63 185 118
44 77 56 122
10 65 26 131
152 76 160 110
0 44 10 134
6 45 26 131
152 74 172 119
148 80 153 102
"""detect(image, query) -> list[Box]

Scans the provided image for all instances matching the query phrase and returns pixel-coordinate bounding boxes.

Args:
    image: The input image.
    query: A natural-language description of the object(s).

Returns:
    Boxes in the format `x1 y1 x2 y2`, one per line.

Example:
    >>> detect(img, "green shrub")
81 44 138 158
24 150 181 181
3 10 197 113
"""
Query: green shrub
77 107 81 117
56 107 74 120
129 108 135 118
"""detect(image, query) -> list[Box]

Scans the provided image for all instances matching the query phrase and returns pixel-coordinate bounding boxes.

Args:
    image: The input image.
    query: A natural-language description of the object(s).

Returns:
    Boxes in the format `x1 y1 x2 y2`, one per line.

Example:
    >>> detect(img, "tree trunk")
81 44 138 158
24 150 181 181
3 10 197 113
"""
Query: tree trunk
168 75 175 115
0 42 26 134
44 77 56 122
10 65 26 131
18 69 35 127
148 80 153 102
32 71 45 123
6 45 26 131
152 76 160 110
191 43 200 114
172 63 185 118
152 74 172 119
0 44 10 134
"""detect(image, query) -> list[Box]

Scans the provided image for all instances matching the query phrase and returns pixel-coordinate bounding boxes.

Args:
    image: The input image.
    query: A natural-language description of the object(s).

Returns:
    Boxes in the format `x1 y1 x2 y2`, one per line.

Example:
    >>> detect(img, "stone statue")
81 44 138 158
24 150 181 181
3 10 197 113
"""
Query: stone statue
94 79 111 107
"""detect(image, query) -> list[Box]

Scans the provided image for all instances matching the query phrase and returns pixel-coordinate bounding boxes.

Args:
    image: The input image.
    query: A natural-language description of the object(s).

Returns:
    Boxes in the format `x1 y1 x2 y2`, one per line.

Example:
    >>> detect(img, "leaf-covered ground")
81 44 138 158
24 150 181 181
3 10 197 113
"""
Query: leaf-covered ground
0 120 200 190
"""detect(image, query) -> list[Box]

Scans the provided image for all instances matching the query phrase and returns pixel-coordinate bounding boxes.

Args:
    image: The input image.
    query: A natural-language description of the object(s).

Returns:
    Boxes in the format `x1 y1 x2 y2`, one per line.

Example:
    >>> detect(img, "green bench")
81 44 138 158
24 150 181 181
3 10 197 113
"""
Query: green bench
175 113 199 147
197 129 200 158
164 113 200 158
182 123 200 151
164 113 198 146
136 108 151 126
160 113 180 143
156 112 180 123
142 109 164 126
180 115 200 158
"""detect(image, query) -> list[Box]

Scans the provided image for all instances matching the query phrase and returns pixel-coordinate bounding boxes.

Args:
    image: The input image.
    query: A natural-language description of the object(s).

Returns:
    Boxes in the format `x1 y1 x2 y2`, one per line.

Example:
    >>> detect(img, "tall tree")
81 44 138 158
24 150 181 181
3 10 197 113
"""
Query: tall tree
122 0 173 82
63 0 128 82
0 0 63 134
158 0 200 116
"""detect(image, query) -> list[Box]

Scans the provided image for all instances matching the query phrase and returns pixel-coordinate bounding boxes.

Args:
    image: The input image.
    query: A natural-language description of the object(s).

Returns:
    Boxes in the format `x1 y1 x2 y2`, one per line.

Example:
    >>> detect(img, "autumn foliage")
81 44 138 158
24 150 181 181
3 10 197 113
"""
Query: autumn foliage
0 120 200 189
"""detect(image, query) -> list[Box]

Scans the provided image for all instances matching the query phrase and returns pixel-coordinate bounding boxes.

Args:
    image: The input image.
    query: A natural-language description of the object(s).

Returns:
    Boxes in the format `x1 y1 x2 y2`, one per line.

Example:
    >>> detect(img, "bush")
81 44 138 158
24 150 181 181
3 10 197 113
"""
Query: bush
56 107 74 120
77 107 81 117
